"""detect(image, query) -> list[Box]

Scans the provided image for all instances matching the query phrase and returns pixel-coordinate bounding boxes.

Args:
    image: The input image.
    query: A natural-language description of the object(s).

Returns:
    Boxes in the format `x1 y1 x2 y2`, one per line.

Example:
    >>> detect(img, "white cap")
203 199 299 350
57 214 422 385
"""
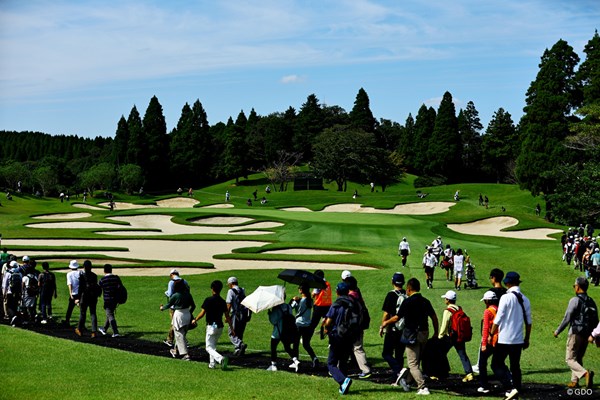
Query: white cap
227 276 238 285
441 290 457 301
68 260 79 269
22 255 30 262
341 270 352 280
169 269 179 275
480 291 498 301
9 260 19 268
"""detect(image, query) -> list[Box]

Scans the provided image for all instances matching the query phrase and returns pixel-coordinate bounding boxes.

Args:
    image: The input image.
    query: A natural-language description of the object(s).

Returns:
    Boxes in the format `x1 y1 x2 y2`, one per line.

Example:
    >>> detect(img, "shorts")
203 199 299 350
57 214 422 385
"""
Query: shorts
400 249 409 257
424 266 434 275
454 270 463 279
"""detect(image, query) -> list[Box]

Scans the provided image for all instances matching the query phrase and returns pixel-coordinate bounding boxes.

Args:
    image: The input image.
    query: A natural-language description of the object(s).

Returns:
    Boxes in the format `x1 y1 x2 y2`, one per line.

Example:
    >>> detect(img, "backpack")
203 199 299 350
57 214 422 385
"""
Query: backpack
8 271 22 295
25 273 39 296
392 290 407 331
232 287 252 323
116 280 128 305
447 306 473 343
334 297 362 342
573 294 599 336
80 272 101 298
280 304 298 340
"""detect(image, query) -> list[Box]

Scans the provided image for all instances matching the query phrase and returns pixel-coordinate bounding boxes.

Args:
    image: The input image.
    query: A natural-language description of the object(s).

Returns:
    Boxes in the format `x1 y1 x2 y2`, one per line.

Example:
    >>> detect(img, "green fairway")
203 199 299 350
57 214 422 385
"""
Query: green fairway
0 175 596 399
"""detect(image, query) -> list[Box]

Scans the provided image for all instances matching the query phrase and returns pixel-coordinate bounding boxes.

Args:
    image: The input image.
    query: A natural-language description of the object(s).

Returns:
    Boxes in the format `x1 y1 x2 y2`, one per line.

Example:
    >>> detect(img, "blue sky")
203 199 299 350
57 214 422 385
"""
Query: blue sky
1 0 598 138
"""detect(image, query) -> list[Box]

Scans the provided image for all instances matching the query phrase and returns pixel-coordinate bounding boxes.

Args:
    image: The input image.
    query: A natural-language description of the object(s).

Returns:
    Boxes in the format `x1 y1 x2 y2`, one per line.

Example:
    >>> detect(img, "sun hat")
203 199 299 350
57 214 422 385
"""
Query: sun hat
68 260 79 269
503 271 521 285
441 290 457 301
392 272 405 286
9 260 19 268
480 291 498 301
169 268 179 275
341 270 352 280
22 255 30 262
227 276 238 285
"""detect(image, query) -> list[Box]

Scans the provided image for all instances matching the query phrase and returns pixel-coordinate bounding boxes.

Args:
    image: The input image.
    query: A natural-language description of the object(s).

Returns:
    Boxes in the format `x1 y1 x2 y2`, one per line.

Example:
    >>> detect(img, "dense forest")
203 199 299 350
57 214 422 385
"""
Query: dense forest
1 33 599 225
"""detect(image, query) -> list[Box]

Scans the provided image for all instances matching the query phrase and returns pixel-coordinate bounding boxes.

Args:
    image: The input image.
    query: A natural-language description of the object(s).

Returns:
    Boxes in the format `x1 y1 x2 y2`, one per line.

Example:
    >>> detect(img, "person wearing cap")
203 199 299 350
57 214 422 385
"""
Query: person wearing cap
554 277 597 389
342 272 372 379
225 276 248 356
489 271 532 400
76 260 100 338
163 269 190 347
64 260 81 326
398 238 411 267
21 260 40 325
431 236 443 262
310 270 332 337
161 279 196 361
477 291 499 394
438 290 474 382
422 246 437 289
590 248 600 286
2 260 22 325
379 272 407 384
323 282 355 395
381 278 439 395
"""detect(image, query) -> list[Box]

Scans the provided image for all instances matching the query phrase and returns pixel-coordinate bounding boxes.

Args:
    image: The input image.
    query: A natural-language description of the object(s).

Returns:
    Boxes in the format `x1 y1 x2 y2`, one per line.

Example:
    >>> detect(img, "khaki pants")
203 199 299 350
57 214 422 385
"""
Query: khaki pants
566 333 589 382
405 331 429 389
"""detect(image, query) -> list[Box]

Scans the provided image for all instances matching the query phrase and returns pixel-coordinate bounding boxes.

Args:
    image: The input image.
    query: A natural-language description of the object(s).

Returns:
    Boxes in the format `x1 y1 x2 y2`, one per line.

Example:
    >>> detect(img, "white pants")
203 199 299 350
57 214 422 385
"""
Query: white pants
206 325 224 367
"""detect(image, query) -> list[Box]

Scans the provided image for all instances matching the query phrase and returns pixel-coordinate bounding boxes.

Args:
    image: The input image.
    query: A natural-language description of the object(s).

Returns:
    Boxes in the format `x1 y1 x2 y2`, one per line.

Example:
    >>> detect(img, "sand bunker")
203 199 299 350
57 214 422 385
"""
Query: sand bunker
156 198 199 208
27 214 283 236
73 204 104 210
261 249 353 255
33 213 92 220
201 203 234 209
280 202 454 215
192 217 254 225
5 238 369 276
447 217 562 240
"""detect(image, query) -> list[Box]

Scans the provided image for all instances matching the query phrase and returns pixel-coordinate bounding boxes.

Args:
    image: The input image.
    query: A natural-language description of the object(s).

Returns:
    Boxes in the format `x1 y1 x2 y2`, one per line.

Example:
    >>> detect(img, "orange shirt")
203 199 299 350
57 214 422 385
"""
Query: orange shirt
314 281 332 307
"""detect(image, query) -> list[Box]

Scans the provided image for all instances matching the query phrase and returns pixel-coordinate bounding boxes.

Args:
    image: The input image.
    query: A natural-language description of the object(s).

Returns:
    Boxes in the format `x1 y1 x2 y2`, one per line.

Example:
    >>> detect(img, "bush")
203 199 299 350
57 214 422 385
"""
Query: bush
414 174 447 188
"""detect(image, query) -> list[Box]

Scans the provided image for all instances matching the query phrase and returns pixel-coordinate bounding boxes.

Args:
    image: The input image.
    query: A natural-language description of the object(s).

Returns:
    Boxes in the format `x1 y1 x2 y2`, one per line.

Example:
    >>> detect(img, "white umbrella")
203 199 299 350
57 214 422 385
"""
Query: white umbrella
241 285 285 313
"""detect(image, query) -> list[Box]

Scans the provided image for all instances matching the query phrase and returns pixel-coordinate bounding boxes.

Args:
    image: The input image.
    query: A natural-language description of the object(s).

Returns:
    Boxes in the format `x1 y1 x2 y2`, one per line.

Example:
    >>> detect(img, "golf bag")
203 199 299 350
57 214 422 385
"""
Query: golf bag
463 263 478 289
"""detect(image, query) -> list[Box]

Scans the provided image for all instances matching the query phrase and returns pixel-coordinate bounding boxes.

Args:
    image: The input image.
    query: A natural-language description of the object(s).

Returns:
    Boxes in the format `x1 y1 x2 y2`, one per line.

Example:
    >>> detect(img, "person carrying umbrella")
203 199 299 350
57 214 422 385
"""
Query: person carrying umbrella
267 292 300 372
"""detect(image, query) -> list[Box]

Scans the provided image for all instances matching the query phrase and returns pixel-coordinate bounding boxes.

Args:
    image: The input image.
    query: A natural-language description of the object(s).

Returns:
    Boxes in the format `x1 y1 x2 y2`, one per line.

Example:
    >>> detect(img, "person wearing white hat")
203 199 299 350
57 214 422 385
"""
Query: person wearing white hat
341 270 352 280
2 260 22 325
398 238 411 267
163 269 190 347
225 276 249 356
64 260 81 326
438 290 475 383
477 291 499 393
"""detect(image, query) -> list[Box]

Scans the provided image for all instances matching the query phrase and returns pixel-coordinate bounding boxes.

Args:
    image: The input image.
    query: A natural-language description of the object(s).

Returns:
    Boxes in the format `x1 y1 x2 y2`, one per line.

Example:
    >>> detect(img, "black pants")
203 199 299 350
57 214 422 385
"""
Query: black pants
491 343 523 391
382 329 405 375
293 325 317 360
271 337 297 362
65 294 80 324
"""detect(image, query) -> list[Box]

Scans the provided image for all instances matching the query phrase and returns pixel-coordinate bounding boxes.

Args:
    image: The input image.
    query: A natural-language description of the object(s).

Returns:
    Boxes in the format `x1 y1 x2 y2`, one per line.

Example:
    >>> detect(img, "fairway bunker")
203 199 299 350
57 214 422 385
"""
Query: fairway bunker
280 201 455 215
448 217 562 240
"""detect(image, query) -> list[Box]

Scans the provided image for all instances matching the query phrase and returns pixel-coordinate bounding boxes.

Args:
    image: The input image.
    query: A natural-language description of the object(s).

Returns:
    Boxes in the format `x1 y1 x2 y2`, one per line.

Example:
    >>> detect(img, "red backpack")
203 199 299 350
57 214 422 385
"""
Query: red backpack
447 306 473 343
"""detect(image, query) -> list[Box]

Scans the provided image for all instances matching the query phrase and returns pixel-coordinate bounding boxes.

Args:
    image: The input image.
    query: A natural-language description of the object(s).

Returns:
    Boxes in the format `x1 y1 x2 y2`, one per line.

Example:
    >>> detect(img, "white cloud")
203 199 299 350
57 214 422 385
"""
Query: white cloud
280 74 305 84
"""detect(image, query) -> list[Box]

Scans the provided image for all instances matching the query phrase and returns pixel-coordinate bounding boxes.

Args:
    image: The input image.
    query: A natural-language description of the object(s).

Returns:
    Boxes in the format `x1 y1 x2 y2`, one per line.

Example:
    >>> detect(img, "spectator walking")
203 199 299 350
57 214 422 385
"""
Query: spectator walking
379 272 407 384
38 262 57 324
398 237 411 267
453 249 465 290
438 290 475 382
291 283 319 367
490 272 532 400
21 262 39 324
323 282 356 395
98 264 123 337
64 260 81 326
76 260 100 338
422 247 437 289
554 277 597 388
225 276 249 356
267 298 300 372
193 280 230 369
310 270 332 337
477 291 499 393
163 269 190 347
343 273 372 379
489 268 507 299
3 260 22 325
160 279 195 360
382 278 439 395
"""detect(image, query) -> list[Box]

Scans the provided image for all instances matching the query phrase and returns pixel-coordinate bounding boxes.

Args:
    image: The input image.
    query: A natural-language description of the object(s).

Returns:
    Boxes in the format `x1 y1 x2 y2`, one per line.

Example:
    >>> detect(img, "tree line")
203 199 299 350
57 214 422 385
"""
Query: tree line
1 32 599 225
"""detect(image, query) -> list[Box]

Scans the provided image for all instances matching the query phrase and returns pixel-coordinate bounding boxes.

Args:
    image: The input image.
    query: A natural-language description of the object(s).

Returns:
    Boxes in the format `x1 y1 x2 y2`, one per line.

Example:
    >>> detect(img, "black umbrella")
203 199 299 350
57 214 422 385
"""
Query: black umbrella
277 269 327 289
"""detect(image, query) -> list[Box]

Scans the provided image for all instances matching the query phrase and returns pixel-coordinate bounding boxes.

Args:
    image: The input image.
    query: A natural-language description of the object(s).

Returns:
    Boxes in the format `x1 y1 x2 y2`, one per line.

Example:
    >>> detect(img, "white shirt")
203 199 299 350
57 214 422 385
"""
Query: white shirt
494 286 532 345
399 241 410 252
453 255 464 272
423 253 437 267
67 270 80 296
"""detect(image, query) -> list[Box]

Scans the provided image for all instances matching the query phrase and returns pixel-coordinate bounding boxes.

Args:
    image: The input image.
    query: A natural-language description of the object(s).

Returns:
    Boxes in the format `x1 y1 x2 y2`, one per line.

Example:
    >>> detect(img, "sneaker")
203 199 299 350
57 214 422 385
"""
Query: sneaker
398 378 410 392
233 348 241 357
393 368 408 387
240 343 247 355
221 356 229 370
358 371 372 379
312 357 319 368
91 332 97 338
181 354 191 361
99 327 106 335
288 359 300 372
416 387 430 395
163 339 173 347
112 333 121 338
462 373 474 382
75 328 82 336
169 348 177 358
339 377 352 395
41 319 47 325
208 364 215 369
472 364 480 374
567 381 578 388
505 388 519 400
586 370 594 388
477 387 490 393
266 364 277 371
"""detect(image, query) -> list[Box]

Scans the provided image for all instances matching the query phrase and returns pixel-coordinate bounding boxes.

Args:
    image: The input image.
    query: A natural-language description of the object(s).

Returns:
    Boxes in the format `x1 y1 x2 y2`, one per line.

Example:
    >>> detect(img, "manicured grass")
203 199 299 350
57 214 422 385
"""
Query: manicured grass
0 174 595 399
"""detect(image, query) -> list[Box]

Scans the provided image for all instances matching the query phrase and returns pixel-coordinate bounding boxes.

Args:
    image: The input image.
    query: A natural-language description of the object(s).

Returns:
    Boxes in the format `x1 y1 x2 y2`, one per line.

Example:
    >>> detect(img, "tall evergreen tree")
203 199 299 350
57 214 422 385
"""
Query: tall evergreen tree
411 105 436 175
349 88 377 133
577 30 600 106
219 113 247 183
397 113 415 170
294 94 324 161
142 96 169 189
516 39 582 195
426 92 460 181
190 100 212 184
457 101 483 181
126 106 144 168
481 108 518 183
245 108 264 170
113 116 129 167
169 102 194 185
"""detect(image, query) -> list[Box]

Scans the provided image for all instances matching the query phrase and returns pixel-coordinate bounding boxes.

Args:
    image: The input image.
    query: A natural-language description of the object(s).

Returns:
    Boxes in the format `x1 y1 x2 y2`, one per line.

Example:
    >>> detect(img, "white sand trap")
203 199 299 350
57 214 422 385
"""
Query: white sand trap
201 203 234 208
192 216 254 225
448 217 562 240
280 207 312 212
27 215 282 236
4 238 370 276
320 202 455 215
33 213 92 220
156 198 199 208
99 201 158 210
262 249 353 255
73 203 104 210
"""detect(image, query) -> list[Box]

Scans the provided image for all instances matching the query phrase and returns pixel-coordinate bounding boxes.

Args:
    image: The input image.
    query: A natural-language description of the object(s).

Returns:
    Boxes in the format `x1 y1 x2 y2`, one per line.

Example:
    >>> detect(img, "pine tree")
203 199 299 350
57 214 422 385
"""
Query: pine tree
482 108 518 183
426 92 460 181
397 113 415 171
294 94 324 161
190 100 212 184
457 101 483 181
113 116 129 167
411 105 436 175
577 30 600 106
169 102 194 185
516 39 582 195
126 106 144 168
142 96 169 189
349 88 377 133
